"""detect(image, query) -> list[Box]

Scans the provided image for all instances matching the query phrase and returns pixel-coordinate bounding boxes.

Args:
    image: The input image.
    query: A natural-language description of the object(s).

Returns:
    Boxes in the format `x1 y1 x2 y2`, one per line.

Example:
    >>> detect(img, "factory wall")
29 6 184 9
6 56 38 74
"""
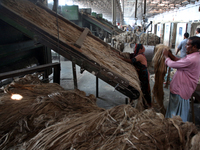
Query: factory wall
147 1 200 54
149 1 200 23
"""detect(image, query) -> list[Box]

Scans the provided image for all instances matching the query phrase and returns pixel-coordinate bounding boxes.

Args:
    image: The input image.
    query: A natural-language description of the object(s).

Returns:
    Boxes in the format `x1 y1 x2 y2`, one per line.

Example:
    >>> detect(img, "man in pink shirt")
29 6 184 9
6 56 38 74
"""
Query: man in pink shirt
163 36 200 122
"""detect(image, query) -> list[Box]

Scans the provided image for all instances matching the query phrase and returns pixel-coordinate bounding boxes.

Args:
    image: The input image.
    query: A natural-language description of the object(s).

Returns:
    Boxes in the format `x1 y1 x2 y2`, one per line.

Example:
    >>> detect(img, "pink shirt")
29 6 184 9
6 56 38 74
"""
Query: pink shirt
165 52 200 100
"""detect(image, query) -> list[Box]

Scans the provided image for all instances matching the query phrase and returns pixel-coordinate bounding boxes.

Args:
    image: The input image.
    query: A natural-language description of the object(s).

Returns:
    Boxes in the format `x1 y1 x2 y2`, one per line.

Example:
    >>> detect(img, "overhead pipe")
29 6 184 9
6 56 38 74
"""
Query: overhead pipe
122 0 124 15
116 0 123 15
116 0 123 26
144 0 146 15
135 0 138 24
142 0 147 32
112 0 116 26
122 0 124 25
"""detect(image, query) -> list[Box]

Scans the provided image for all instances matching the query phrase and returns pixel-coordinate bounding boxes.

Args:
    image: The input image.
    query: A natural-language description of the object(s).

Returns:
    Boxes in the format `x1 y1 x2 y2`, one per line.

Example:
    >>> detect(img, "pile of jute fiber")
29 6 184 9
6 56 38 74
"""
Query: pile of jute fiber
152 44 171 115
1 0 199 149
25 105 198 150
112 31 160 52
0 75 103 149
1 75 199 150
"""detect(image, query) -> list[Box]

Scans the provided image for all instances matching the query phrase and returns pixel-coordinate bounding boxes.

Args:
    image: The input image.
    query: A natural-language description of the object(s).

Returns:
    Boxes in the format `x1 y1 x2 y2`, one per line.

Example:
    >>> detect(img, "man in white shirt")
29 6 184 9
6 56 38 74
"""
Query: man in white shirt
196 28 200 37
176 32 189 58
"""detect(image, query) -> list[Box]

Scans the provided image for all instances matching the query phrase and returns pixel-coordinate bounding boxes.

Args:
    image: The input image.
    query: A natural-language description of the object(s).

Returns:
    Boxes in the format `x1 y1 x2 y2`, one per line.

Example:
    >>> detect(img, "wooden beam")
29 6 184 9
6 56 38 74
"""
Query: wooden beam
74 28 90 49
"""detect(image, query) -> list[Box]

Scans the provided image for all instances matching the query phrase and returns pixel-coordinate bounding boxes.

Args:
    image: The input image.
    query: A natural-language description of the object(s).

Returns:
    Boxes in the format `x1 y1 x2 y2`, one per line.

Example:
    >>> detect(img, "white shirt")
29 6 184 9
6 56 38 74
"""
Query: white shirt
177 39 188 58
196 33 200 37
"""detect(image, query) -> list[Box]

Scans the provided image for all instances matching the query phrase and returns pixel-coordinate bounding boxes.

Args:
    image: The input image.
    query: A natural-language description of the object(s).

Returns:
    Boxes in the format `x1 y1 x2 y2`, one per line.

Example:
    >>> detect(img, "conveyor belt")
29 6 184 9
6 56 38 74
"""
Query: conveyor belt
97 17 124 34
0 0 141 100
81 13 123 35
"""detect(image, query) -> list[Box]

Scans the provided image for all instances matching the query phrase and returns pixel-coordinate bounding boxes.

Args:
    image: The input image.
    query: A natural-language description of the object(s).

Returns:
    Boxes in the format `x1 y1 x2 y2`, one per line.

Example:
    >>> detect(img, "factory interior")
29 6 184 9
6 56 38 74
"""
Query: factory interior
0 0 200 149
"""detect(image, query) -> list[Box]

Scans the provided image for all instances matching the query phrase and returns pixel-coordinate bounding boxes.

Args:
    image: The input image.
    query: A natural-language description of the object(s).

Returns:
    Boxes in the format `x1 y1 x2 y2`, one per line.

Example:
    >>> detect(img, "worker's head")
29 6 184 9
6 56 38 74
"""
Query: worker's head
186 36 200 54
134 43 145 55
196 28 200 34
184 32 189 39
137 26 141 32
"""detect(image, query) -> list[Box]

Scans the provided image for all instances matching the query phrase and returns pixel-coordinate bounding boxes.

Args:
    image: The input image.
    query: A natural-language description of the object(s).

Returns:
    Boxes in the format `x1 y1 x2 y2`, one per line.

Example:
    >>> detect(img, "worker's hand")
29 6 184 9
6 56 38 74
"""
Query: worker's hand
168 50 174 59
162 48 169 58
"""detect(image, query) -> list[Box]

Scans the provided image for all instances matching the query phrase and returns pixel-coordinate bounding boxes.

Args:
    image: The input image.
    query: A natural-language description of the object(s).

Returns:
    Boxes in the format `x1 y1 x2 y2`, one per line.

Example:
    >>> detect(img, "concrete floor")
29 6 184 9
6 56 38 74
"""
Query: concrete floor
52 44 200 126
53 60 127 110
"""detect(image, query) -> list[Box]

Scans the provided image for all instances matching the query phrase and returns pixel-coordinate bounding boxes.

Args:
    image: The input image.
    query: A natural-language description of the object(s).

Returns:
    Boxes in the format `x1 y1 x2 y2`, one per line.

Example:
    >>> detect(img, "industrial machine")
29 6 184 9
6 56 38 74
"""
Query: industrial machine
0 0 141 101
0 15 52 86
60 5 124 42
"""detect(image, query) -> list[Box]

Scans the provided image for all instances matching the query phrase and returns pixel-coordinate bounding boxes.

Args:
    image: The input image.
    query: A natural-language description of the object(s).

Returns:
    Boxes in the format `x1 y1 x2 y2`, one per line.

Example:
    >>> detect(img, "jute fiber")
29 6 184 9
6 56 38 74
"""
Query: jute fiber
152 44 171 115
112 31 160 52
0 75 103 149
25 106 198 150
0 75 199 150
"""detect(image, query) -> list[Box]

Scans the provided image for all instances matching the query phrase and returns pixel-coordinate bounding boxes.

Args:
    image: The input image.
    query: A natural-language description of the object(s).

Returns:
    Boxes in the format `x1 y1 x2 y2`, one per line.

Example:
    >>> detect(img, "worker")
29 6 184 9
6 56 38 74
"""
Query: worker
163 36 200 122
118 44 151 108
136 26 142 32
176 32 189 58
196 28 200 37
127 25 132 31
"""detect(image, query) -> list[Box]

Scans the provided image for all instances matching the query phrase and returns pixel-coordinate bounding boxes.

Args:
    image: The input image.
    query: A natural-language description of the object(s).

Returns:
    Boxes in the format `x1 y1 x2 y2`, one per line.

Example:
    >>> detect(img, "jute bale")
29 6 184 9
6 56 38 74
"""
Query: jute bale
25 105 198 150
116 42 124 52
127 35 132 43
140 33 160 46
112 31 160 52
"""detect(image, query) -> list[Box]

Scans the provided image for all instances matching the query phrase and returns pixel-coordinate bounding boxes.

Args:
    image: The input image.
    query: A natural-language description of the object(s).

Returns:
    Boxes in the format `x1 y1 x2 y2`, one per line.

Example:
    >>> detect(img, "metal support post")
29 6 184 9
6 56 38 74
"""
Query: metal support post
72 62 78 89
96 76 99 98
53 64 60 84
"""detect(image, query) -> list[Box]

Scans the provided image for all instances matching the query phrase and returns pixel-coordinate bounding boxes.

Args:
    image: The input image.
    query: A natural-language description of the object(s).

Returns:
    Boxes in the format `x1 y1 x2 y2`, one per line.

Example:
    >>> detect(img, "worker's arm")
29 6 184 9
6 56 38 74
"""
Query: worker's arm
176 42 182 55
120 57 132 64
117 55 132 64
168 50 180 61
163 49 180 61
175 48 181 55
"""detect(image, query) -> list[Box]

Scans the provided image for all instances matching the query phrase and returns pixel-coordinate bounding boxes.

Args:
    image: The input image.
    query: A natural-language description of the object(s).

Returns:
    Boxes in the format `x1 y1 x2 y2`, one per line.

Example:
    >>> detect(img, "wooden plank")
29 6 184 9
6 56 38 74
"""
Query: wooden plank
74 28 90 48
